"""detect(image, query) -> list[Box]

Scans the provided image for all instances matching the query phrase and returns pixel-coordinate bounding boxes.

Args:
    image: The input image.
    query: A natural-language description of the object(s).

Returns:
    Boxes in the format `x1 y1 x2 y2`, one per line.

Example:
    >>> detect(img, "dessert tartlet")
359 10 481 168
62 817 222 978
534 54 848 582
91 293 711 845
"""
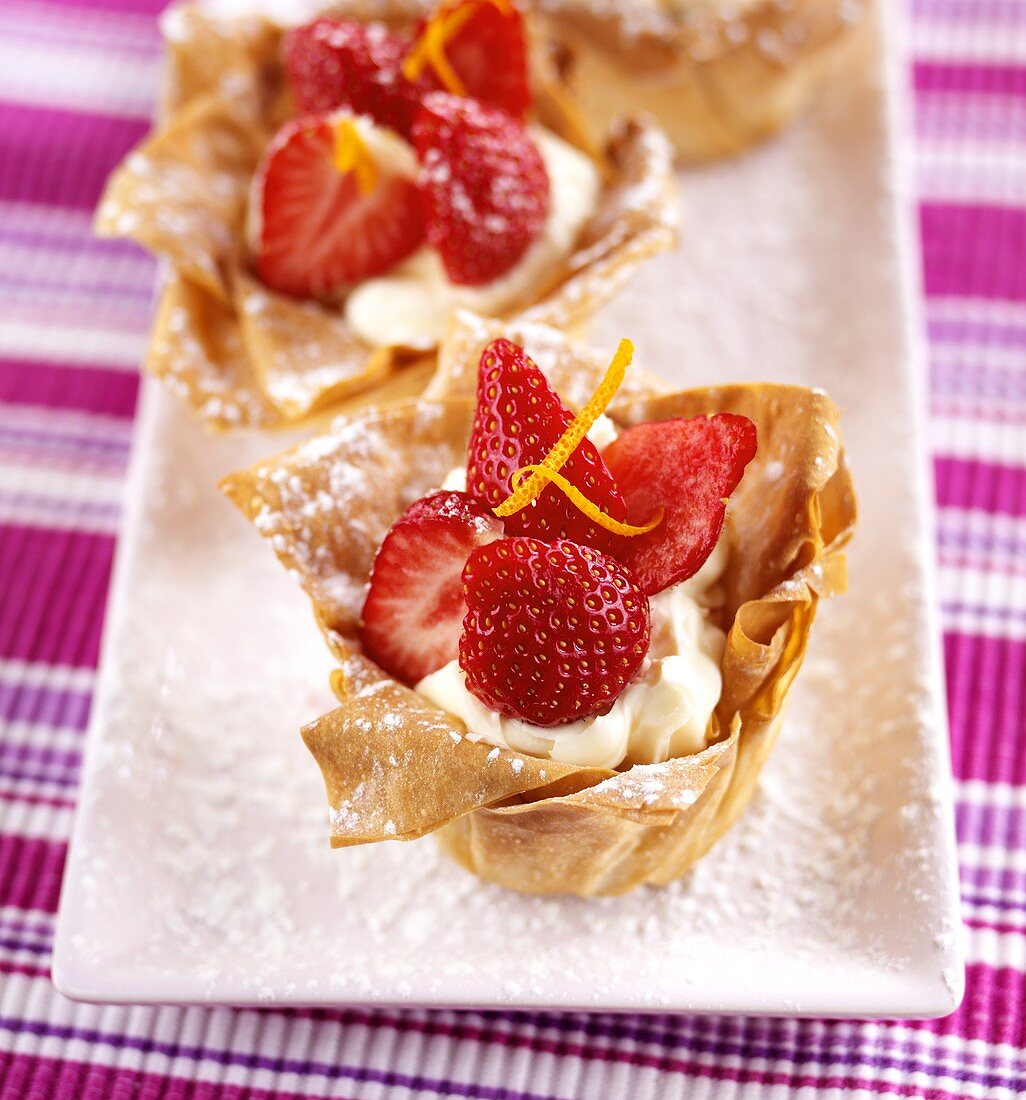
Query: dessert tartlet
96 0 678 430
532 0 867 163
221 320 856 895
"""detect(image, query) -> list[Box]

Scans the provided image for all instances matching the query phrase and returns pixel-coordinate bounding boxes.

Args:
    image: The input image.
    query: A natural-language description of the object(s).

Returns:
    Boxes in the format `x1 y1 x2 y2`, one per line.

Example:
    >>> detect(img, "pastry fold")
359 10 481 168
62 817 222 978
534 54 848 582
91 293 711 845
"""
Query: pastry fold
532 0 867 163
221 323 856 895
96 2 679 430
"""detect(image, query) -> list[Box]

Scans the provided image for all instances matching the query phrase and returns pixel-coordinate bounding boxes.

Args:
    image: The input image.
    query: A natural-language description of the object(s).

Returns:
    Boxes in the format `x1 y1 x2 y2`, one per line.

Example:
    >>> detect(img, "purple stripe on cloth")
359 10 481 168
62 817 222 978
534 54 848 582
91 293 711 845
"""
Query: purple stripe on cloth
912 0 1026 20
0 358 139 418
961 890 1026 918
963 863 1026 899
945 633 1026 784
931 360 1026 406
0 1019 574 1100
0 524 114 668
0 9 161 62
957 799 1026 852
0 678 91 731
0 764 80 791
0 740 82 776
915 62 1026 97
935 457 1026 518
0 836 65 912
0 426 129 464
0 104 148 212
0 218 149 259
296 1001 1026 1086
944 599 1026 625
0 489 122 528
0 935 51 959
0 1010 1022 1097
914 93 1026 143
921 203 1026 301
0 914 53 940
25 0 171 13
928 315 1026 350
0 1056 322 1100
0 270 155 305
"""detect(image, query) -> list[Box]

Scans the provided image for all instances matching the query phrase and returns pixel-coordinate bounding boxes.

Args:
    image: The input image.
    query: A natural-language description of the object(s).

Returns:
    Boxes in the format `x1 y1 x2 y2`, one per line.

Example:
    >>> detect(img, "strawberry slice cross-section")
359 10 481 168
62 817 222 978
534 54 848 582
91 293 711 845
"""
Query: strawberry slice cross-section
603 414 758 595
460 537 652 727
360 490 504 685
251 112 425 300
465 338 628 551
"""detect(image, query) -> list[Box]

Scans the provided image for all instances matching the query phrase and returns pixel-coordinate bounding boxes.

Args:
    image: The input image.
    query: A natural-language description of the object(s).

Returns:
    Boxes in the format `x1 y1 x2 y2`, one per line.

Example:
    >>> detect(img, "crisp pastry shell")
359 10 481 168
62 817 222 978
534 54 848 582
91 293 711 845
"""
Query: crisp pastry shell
532 0 869 163
221 329 856 896
94 2 679 431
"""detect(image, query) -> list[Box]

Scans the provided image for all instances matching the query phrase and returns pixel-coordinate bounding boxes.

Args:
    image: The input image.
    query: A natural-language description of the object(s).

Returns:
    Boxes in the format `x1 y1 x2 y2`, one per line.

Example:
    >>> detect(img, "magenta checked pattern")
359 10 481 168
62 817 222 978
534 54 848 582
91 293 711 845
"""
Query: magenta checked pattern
0 0 1025 1097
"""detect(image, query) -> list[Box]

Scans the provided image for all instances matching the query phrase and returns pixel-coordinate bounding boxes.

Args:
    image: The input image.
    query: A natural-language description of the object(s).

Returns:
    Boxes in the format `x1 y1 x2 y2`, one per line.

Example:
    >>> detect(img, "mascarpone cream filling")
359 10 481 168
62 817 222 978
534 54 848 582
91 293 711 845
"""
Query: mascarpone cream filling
344 127 602 349
417 421 728 770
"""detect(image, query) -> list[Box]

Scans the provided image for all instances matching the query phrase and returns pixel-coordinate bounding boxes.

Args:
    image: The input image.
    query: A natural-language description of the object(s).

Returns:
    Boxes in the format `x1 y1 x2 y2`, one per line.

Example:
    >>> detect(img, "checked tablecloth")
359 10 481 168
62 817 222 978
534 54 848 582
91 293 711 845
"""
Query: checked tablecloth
0 0 1025 1097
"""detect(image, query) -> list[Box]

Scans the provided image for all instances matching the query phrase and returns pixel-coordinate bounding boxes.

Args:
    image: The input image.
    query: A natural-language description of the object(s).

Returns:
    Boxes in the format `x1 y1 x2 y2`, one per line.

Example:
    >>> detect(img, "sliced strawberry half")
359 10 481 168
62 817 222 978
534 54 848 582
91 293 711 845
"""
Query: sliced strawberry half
282 19 422 138
603 414 758 595
360 491 504 684
412 92 549 286
460 537 651 726
251 113 424 299
407 0 532 119
466 338 627 550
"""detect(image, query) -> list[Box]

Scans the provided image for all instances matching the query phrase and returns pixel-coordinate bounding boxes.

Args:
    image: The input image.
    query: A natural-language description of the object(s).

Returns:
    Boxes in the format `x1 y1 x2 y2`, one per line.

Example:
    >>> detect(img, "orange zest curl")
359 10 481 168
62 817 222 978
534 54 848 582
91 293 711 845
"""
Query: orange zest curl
509 465 663 537
402 0 512 95
494 338 662 538
332 119 377 196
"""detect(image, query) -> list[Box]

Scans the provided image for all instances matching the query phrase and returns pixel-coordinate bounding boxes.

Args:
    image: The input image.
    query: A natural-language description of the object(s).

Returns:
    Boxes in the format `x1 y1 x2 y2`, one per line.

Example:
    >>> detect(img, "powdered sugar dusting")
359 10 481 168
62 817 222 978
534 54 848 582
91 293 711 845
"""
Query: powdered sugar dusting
59 5 959 1013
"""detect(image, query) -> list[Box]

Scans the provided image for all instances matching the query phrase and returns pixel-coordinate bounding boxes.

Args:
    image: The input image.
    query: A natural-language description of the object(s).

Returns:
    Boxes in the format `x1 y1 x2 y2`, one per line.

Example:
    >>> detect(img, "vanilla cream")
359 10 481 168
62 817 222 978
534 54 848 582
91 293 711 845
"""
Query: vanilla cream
416 539 728 770
344 127 602 348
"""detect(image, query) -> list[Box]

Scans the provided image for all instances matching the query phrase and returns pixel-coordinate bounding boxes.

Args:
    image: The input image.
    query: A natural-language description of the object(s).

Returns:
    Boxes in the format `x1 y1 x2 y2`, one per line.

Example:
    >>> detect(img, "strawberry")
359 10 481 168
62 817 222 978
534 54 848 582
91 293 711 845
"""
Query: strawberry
282 19 422 138
412 93 549 285
603 415 758 595
251 113 424 299
360 491 503 684
466 339 627 550
460 537 651 726
407 0 532 119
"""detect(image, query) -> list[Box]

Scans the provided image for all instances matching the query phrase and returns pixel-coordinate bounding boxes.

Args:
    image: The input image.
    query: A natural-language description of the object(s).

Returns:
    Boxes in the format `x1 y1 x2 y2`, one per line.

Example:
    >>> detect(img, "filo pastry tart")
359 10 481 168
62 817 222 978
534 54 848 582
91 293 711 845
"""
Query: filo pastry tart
95 1 678 431
532 0 867 163
221 324 855 896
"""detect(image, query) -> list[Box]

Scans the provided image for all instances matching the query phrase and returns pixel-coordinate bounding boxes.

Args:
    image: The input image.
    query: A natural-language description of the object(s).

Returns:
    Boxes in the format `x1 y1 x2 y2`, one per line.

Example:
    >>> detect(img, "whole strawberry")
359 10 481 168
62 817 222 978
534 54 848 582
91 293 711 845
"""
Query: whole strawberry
282 19 422 138
460 537 651 726
466 339 628 550
412 92 549 285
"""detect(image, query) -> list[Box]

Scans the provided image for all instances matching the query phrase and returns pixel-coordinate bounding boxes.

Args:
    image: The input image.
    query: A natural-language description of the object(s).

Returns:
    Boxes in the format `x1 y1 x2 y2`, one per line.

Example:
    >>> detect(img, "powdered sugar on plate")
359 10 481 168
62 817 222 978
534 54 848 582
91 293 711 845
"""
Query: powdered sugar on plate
53 0 961 1015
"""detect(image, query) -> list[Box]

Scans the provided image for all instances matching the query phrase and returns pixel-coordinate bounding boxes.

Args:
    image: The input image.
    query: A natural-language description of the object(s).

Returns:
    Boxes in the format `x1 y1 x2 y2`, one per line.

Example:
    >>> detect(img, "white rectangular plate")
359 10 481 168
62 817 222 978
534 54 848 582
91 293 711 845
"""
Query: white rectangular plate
53 4 964 1016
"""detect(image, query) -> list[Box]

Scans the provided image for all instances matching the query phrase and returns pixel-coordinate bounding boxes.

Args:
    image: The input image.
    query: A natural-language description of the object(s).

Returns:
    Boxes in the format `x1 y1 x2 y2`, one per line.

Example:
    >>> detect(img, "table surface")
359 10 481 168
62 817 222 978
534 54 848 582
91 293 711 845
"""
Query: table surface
0 1 1024 1097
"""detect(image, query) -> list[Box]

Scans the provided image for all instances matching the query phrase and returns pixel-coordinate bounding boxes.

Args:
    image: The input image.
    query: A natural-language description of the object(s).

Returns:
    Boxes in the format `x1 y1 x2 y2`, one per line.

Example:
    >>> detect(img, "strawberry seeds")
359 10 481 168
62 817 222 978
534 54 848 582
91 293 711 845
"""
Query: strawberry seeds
254 0 546 300
359 338 758 727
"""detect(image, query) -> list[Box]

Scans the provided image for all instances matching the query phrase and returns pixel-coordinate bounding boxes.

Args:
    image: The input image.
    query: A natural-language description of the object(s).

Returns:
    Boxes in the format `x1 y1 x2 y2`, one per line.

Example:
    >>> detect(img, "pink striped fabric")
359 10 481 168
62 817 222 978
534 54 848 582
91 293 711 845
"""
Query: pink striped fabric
1 0 1025 1096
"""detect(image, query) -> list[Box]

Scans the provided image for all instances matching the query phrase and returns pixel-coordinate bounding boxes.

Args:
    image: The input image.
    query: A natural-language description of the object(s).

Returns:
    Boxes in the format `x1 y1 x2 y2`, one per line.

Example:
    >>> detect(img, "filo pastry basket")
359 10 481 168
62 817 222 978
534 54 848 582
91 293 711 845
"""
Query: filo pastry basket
95 2 679 431
532 0 868 163
221 316 856 895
